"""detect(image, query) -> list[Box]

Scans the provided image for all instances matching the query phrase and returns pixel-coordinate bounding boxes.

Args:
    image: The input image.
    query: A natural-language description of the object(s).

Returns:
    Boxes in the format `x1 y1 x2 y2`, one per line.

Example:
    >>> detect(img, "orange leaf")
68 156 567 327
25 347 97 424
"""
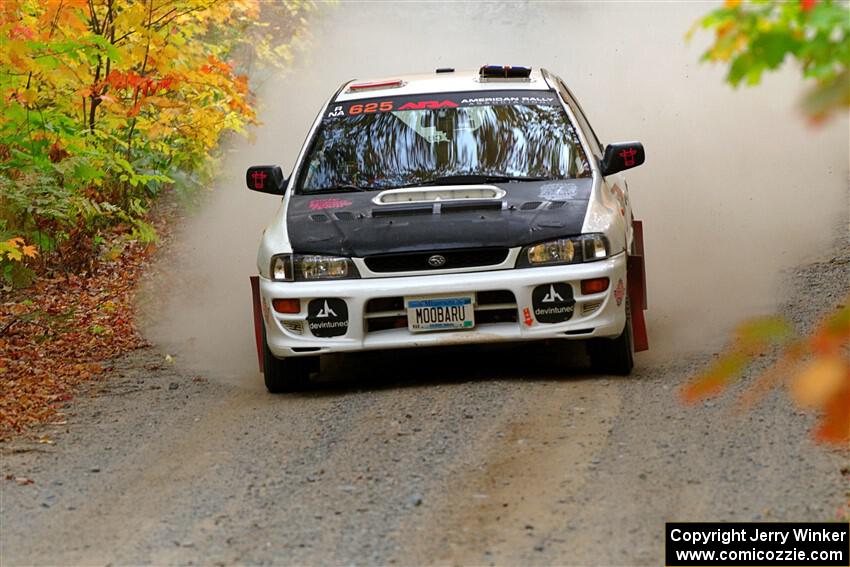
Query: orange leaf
127 101 142 118
681 351 750 403
791 356 848 409
9 25 35 41
814 382 850 445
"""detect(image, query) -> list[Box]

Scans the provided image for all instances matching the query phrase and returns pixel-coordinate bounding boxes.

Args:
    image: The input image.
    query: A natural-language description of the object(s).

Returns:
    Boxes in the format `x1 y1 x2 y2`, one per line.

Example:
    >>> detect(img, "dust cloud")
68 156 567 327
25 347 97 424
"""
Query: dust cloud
139 2 849 384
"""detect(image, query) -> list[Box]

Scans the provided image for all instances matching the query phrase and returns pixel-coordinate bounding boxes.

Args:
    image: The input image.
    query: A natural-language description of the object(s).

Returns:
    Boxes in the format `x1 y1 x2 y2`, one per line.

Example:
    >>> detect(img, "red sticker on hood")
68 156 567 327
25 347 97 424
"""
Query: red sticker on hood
309 198 353 211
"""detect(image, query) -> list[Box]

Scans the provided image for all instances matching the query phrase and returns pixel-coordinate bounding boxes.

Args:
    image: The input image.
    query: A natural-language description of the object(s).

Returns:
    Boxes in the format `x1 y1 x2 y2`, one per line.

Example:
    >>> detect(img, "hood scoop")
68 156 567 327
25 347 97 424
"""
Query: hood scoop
372 184 506 205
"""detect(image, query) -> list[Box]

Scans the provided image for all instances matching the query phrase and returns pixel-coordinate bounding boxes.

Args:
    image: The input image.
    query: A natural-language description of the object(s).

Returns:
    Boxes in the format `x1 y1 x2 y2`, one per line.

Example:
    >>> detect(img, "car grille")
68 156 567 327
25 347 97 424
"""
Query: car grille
364 290 518 333
364 248 510 273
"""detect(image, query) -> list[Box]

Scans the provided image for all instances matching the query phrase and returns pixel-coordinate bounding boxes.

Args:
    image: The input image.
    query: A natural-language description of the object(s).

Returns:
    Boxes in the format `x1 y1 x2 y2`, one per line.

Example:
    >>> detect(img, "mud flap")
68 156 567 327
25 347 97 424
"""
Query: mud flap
250 276 264 372
628 220 649 352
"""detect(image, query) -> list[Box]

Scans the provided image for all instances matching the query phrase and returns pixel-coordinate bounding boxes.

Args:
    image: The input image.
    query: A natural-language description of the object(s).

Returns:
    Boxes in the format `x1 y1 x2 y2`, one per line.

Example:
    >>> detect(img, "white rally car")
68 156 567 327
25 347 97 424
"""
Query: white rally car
248 66 648 392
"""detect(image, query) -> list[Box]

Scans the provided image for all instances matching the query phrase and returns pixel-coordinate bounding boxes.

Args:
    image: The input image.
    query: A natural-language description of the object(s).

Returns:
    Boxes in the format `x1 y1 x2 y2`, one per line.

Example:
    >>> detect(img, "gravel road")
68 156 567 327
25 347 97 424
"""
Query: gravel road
2 241 847 566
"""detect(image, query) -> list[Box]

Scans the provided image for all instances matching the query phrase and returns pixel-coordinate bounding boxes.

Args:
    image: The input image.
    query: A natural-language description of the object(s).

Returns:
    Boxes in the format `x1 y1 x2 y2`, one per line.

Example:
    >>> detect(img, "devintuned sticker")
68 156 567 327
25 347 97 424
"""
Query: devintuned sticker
307 298 348 338
531 283 575 324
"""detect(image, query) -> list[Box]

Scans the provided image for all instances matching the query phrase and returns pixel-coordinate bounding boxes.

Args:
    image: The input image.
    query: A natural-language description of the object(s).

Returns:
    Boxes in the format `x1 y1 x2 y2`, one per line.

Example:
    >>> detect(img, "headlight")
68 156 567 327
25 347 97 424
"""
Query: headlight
518 234 610 267
270 254 360 281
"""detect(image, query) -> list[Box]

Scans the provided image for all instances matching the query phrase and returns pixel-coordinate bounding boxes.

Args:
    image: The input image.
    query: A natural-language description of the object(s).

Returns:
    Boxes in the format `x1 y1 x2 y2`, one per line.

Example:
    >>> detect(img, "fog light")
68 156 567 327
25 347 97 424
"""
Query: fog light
581 277 609 295
272 298 300 314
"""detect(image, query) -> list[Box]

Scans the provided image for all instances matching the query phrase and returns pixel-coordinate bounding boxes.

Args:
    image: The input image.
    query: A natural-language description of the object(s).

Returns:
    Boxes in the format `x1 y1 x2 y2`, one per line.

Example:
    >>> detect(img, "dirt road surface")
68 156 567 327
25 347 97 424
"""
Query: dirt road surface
2 3 848 566
2 244 847 565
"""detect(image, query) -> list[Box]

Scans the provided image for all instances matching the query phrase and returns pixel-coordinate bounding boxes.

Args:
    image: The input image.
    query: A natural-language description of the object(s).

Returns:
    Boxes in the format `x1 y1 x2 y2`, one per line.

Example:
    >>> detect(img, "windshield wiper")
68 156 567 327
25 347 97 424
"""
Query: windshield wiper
406 174 552 187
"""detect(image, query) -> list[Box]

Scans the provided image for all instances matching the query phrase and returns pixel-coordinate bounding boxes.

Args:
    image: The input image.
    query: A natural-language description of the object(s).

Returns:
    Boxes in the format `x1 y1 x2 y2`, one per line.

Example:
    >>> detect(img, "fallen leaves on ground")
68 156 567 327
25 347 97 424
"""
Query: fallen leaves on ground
0 237 157 440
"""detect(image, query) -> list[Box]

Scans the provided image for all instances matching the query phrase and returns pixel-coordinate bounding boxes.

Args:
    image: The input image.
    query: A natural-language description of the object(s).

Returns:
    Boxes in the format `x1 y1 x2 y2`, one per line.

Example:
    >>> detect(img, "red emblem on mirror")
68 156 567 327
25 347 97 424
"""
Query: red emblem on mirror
251 170 267 189
619 148 637 167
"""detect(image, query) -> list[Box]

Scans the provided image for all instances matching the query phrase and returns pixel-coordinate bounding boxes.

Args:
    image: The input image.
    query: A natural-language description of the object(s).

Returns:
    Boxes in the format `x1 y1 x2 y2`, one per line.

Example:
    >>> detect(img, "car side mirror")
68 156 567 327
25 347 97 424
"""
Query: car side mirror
600 142 645 176
246 165 287 195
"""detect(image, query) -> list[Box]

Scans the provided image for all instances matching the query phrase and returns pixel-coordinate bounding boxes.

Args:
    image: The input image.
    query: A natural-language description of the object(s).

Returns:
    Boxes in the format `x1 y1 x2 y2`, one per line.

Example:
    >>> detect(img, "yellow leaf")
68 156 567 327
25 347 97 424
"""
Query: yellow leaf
22 245 38 258
791 356 847 409
20 89 37 104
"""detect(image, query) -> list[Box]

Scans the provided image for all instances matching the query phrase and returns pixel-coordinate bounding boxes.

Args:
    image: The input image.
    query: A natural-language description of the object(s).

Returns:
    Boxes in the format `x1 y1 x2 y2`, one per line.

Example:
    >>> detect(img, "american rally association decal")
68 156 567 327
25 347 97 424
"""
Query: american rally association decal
614 279 625 306
324 90 559 121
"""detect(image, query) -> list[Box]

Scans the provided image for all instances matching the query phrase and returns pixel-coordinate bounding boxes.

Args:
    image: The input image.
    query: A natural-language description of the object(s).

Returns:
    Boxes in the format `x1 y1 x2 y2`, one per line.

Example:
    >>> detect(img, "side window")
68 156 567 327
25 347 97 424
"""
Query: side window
557 81 603 158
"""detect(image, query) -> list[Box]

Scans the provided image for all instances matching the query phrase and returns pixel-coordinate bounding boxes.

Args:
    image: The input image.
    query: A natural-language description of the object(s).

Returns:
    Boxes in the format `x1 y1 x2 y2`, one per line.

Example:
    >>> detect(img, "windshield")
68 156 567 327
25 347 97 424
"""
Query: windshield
297 90 590 193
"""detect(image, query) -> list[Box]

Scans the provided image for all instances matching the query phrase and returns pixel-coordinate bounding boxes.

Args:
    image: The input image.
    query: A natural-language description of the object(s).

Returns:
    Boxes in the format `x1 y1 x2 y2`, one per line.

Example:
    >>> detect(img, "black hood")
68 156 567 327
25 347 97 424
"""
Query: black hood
286 179 592 257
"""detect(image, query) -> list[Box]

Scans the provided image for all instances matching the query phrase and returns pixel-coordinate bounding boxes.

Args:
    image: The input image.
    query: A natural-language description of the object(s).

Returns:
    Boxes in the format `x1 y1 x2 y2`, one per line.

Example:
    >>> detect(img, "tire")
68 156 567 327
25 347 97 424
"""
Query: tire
587 299 634 376
262 325 316 393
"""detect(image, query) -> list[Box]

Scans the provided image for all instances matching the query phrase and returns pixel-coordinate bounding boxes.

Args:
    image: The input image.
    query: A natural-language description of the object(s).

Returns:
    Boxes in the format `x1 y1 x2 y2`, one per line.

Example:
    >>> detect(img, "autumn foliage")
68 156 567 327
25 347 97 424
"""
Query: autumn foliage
0 0 314 287
683 298 850 446
691 0 849 122
0 0 316 438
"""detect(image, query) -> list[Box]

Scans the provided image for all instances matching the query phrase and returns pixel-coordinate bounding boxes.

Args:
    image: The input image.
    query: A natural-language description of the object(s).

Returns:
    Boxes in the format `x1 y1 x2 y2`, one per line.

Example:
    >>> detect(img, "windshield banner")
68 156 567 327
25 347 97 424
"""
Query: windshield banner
324 90 560 121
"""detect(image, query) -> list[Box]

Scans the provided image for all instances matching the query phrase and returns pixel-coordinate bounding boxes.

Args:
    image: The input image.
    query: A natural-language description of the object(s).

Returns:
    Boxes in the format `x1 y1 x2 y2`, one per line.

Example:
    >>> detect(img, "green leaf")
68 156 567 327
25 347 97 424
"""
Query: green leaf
73 161 104 182
87 34 122 63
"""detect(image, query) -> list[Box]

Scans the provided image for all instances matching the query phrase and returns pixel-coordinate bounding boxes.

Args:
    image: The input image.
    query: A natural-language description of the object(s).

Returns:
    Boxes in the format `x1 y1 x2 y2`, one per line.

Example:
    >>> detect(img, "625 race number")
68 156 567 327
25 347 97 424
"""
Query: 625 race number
347 100 459 116
348 101 394 115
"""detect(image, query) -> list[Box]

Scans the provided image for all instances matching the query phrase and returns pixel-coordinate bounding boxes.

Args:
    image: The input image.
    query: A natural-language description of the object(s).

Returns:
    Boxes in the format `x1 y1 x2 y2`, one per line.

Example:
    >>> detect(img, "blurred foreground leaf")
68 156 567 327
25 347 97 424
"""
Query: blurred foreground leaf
683 297 850 447
691 0 850 122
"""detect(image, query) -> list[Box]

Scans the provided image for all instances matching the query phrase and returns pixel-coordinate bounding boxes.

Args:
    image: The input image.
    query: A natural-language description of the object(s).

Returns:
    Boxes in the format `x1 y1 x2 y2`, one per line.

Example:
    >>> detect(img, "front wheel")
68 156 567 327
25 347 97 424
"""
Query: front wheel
586 300 634 376
262 326 316 392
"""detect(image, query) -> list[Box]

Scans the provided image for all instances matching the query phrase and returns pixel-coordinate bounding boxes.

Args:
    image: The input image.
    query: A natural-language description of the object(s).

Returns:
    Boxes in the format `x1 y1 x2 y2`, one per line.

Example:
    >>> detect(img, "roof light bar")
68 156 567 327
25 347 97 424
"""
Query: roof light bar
479 65 532 79
435 67 455 73
347 79 404 93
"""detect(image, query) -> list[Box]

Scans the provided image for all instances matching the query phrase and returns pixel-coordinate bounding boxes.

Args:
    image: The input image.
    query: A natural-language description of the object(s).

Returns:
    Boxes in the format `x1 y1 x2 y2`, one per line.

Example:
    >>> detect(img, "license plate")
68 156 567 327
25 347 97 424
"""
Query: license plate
406 295 475 332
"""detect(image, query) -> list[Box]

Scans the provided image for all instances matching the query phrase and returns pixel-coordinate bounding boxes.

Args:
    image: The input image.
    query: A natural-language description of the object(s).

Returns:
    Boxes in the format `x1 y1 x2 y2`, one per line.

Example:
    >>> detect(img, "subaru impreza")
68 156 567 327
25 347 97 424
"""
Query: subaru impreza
247 65 648 392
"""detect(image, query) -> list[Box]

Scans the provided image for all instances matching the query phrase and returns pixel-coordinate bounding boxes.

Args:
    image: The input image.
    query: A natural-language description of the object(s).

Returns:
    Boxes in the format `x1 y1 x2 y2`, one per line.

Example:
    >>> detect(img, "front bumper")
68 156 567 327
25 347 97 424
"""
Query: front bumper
260 252 628 358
